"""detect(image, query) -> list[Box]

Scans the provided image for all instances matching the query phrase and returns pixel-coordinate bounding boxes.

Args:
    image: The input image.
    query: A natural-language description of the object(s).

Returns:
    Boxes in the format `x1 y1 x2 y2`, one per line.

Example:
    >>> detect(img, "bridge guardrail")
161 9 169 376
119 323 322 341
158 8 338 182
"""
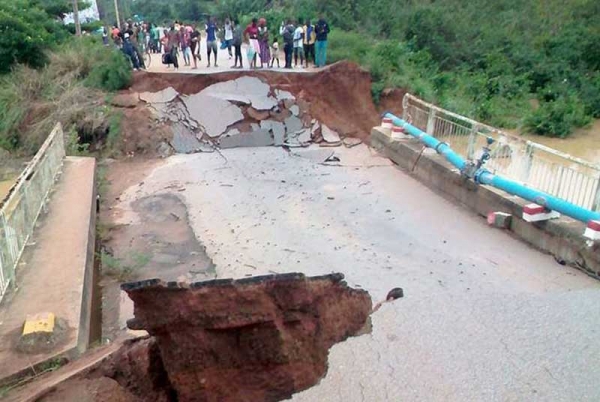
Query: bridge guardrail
0 123 65 303
402 94 600 211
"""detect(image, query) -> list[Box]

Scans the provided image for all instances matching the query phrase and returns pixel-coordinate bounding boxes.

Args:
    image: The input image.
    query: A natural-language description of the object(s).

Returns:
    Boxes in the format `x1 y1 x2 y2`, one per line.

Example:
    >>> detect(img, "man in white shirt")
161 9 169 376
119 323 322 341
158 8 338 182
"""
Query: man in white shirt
293 20 304 68
224 18 234 59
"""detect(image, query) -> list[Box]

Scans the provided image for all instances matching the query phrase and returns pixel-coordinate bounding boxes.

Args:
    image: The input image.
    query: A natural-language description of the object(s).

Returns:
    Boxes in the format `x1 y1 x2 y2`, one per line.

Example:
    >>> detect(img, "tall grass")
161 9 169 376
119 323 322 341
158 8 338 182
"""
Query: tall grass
0 37 132 155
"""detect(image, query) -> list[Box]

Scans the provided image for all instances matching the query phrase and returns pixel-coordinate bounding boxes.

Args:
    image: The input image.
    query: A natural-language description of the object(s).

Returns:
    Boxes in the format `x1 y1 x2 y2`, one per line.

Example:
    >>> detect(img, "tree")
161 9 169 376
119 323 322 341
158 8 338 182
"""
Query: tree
0 0 67 73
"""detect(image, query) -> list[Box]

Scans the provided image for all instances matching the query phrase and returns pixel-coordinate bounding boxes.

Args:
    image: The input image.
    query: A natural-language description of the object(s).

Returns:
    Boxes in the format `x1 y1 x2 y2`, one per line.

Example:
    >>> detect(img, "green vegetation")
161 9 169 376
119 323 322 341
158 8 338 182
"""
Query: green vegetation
120 0 598 137
100 250 152 281
0 0 132 155
0 36 131 155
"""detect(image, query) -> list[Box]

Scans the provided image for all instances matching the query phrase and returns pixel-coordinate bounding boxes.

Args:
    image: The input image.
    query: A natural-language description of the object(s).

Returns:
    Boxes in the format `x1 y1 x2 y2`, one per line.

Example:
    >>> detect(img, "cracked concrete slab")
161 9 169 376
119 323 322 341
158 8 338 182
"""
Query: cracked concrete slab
181 93 244 138
201 77 277 111
275 89 295 102
219 129 274 149
170 123 203 154
261 120 286 146
139 87 179 104
296 129 312 144
285 116 304 136
321 124 341 143
311 121 320 136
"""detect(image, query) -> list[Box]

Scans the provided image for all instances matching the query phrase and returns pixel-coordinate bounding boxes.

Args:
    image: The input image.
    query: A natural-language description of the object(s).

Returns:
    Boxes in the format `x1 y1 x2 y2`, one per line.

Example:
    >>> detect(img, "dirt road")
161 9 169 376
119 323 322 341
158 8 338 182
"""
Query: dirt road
110 144 600 401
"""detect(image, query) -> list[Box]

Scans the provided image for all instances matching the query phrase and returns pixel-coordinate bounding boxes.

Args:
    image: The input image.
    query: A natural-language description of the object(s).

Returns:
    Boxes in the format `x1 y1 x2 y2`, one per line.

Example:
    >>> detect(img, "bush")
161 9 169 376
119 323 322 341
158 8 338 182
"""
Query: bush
327 30 372 64
524 95 591 138
0 37 131 154
0 0 67 74
86 49 132 91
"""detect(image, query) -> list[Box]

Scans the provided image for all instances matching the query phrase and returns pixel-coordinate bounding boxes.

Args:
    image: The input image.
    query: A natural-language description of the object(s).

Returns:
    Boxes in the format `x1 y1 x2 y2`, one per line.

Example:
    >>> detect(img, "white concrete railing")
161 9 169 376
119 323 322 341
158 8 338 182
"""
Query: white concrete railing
0 124 66 303
403 94 600 211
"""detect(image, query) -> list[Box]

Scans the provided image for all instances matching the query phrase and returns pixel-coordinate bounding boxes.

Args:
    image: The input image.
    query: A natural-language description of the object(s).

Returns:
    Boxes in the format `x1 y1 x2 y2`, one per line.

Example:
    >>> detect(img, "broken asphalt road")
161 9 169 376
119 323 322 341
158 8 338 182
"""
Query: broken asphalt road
113 144 600 401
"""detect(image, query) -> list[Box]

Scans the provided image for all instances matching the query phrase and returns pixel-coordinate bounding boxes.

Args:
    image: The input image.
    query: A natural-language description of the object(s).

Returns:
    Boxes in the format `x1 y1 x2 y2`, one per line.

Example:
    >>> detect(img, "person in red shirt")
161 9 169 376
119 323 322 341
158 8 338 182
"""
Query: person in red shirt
244 18 260 69
111 26 121 45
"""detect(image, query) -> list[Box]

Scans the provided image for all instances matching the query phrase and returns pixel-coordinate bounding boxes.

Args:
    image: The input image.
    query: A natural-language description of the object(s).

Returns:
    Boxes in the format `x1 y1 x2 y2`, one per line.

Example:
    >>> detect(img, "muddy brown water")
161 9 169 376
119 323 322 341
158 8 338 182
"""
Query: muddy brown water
513 119 600 164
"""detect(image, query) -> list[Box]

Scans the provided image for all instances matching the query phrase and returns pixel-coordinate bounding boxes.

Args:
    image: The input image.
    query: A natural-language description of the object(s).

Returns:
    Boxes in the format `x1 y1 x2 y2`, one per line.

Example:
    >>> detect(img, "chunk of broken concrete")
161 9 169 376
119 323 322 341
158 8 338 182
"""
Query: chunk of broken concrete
170 123 203 154
201 77 277 110
290 105 300 116
321 124 341 143
275 89 295 102
260 120 286 146
156 141 174 158
284 115 304 136
296 128 312 144
121 273 372 402
219 129 274 149
182 93 244 138
139 87 179 104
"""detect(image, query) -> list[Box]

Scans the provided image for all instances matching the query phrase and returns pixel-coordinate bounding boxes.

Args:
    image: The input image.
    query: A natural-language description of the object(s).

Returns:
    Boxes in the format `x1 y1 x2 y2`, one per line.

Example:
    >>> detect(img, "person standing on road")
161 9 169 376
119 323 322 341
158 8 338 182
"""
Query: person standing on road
232 19 243 69
224 18 234 59
303 19 316 68
190 24 201 69
258 18 270 69
244 18 260 69
315 16 330 67
121 33 140 70
180 26 191 66
166 25 180 69
205 16 218 67
270 37 280 68
280 20 295 69
293 19 305 68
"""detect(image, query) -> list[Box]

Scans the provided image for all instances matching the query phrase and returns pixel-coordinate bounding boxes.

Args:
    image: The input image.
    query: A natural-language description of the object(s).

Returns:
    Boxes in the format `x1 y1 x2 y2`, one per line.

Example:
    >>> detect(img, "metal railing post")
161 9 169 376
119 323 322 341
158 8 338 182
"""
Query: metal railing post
467 124 479 160
426 109 436 136
402 95 409 121
593 177 600 212
522 143 534 183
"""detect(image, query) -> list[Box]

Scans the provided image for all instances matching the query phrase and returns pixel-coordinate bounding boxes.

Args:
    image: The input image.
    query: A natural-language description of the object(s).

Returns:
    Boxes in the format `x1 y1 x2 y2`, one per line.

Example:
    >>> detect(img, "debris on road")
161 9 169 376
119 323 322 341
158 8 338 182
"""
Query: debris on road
136 76 359 154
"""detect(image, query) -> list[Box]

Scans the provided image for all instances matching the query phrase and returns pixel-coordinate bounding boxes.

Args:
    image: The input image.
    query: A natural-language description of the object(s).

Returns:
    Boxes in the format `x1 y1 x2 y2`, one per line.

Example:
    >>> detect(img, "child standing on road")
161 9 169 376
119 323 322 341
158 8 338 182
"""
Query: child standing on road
270 37 280 68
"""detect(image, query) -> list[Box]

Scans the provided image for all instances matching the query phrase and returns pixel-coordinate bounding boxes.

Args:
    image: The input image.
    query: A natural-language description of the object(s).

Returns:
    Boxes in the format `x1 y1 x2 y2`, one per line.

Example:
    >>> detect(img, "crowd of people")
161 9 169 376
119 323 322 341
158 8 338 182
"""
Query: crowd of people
106 15 331 71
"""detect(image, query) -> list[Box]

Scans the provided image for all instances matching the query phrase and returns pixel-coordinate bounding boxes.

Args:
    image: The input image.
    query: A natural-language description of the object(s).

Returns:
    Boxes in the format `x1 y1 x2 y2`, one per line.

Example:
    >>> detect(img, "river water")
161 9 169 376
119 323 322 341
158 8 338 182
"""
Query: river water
516 120 600 164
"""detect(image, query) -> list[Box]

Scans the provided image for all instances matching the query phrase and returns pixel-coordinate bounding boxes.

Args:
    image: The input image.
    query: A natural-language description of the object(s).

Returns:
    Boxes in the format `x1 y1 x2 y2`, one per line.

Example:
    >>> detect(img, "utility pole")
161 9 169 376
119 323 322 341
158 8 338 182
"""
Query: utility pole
114 0 121 29
72 0 81 36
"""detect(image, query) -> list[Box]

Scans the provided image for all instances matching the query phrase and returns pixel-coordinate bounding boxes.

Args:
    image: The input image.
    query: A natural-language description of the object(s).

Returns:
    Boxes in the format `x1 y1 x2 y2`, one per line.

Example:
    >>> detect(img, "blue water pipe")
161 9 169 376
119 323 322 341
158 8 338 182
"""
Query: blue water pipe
383 112 600 223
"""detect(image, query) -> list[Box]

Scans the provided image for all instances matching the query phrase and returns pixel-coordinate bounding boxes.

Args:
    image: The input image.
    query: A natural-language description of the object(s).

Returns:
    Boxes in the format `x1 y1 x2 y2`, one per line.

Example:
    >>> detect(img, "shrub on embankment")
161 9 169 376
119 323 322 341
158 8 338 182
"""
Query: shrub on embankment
0 37 132 155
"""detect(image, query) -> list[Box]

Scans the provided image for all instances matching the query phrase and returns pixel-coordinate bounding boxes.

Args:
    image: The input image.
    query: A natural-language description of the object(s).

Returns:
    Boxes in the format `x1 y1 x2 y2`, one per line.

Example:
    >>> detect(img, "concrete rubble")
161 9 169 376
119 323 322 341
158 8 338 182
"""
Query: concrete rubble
170 123 203 154
321 124 342 143
137 77 351 153
220 129 274 149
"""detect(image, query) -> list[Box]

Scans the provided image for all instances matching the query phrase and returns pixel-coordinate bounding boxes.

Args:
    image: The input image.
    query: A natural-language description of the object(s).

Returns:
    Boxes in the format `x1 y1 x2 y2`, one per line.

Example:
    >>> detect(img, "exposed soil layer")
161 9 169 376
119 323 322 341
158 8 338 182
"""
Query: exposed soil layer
128 61 379 142
378 87 408 118
118 107 174 157
120 273 372 402
11 274 371 402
